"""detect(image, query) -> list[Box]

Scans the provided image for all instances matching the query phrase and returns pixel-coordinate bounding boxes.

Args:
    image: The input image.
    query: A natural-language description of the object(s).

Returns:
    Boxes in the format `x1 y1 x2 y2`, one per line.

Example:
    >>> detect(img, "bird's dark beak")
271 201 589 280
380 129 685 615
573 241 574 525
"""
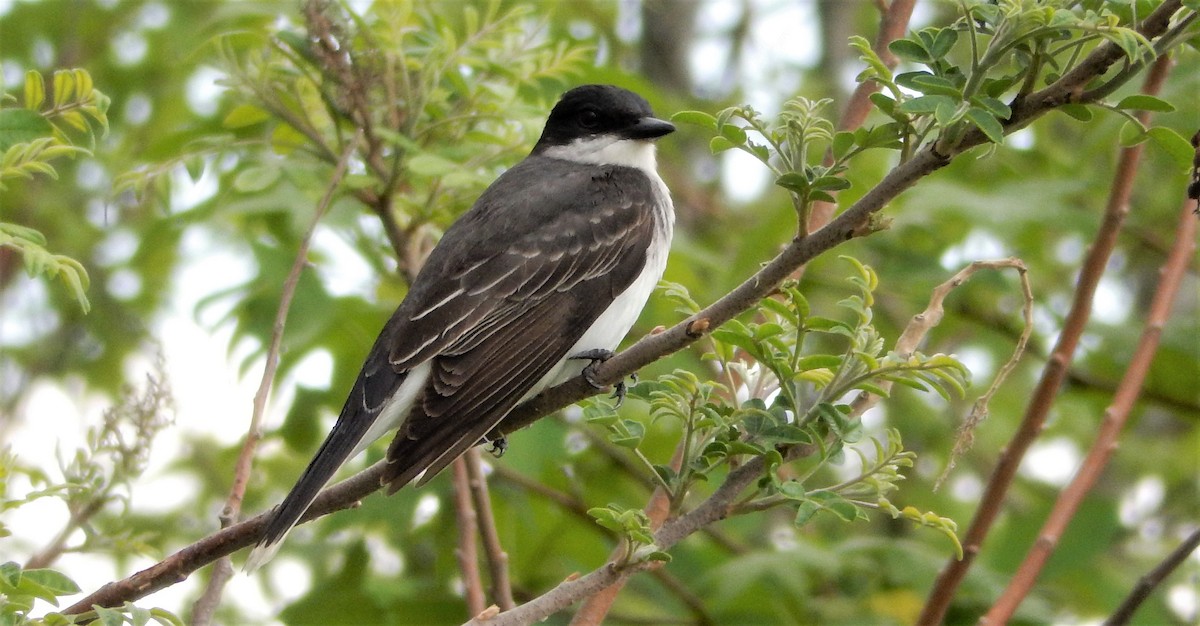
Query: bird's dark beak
626 116 675 140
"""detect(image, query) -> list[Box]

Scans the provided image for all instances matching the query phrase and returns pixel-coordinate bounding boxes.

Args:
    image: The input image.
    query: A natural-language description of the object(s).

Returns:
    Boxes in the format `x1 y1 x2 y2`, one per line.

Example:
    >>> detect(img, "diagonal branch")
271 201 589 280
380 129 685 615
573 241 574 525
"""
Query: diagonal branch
982 179 1197 623
917 49 1177 626
1104 527 1200 626
189 132 362 626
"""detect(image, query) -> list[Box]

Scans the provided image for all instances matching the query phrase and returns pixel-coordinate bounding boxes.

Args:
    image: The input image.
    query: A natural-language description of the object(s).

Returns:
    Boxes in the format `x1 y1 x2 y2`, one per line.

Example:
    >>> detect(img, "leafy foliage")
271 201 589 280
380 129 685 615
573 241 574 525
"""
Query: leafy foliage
0 69 109 312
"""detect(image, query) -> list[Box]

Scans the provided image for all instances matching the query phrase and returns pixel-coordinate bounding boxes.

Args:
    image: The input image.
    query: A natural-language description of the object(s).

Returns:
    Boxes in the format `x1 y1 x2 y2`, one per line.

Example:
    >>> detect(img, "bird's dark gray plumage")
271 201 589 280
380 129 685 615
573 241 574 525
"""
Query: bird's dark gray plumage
246 84 674 570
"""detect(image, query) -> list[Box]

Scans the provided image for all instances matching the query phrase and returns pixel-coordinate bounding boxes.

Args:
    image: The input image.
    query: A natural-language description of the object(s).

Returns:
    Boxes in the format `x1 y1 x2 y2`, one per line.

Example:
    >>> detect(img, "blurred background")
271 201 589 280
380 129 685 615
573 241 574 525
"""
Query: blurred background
0 0 1197 624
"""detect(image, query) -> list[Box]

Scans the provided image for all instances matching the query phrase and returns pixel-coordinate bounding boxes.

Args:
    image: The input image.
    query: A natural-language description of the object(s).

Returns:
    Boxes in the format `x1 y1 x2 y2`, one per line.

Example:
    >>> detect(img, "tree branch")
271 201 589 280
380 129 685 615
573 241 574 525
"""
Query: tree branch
452 457 487 617
917 48 1177 626
190 132 361 626
982 158 1197 622
1104 527 1200 626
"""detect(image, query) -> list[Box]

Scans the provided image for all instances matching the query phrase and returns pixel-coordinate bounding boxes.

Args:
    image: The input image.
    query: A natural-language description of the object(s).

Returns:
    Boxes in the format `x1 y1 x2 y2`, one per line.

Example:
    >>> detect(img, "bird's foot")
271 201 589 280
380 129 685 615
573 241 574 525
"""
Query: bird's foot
483 433 508 458
569 348 636 408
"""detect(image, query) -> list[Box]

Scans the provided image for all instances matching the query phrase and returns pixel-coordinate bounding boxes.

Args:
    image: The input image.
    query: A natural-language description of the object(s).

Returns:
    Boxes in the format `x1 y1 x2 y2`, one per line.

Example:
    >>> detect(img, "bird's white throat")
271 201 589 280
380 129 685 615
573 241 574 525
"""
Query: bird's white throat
542 136 659 174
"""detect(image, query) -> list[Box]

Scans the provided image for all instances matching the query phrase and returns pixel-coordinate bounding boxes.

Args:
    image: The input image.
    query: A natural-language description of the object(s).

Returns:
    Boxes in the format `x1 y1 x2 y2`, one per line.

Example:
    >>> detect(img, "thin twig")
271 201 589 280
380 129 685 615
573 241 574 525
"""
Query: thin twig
917 51 1176 626
452 457 487 617
189 132 363 626
809 0 917 232
982 188 1196 623
570 444 684 625
1104 527 1200 625
465 449 516 612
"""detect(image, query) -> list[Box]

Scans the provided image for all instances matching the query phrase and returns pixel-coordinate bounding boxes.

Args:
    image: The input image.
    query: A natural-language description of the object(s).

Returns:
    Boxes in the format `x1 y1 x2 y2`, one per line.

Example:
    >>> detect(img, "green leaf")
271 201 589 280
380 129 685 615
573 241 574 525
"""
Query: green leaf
52 69 75 107
896 95 955 116
774 172 810 194
0 561 21 587
831 131 856 159
21 569 79 595
1146 126 1195 168
24 70 46 109
232 164 281 192
888 39 932 64
810 176 851 192
719 123 748 146
0 109 53 152
1118 120 1147 147
670 110 718 130
796 355 841 370
1114 94 1175 113
1057 104 1093 121
709 135 736 154
900 73 961 98
965 107 1005 144
222 103 271 128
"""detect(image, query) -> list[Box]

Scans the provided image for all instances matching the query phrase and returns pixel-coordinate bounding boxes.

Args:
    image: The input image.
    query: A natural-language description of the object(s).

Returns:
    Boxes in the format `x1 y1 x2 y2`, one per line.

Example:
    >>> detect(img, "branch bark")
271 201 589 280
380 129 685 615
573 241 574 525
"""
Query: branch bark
982 170 1197 623
917 48 1177 626
190 133 360 626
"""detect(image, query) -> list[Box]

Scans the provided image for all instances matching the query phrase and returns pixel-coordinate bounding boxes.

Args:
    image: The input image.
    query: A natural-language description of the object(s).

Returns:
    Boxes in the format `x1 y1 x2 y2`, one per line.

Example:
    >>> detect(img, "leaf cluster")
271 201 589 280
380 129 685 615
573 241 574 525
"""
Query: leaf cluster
0 69 110 312
851 0 1192 159
589 259 970 557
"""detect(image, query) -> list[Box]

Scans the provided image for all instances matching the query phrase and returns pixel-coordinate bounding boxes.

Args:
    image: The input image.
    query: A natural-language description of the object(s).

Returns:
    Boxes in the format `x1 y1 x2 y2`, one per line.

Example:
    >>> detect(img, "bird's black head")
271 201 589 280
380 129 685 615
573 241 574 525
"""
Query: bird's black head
533 84 674 152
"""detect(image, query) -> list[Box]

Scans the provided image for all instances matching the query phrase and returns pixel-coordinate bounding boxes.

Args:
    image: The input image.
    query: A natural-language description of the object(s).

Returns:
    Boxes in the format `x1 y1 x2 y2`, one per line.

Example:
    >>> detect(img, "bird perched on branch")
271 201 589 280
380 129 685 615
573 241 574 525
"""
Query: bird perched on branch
246 84 675 569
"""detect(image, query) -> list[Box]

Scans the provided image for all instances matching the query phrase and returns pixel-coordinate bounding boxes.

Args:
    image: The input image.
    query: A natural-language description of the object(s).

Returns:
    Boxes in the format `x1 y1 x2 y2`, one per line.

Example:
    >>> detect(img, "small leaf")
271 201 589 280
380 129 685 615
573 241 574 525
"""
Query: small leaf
670 110 718 130
52 69 75 107
0 109 54 152
831 131 856 159
709 135 736 154
1114 94 1175 113
719 123 748 146
223 104 271 128
24 70 45 109
888 39 932 64
868 93 897 117
965 108 1005 144
896 95 955 116
1057 104 1093 121
233 164 281 192
21 569 79 595
1118 120 1148 147
774 172 810 194
1146 126 1195 168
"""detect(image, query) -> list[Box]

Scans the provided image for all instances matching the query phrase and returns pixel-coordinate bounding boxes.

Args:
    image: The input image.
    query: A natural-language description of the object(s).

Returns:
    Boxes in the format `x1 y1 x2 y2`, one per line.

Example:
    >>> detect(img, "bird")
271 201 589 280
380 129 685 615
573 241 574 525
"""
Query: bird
245 84 675 570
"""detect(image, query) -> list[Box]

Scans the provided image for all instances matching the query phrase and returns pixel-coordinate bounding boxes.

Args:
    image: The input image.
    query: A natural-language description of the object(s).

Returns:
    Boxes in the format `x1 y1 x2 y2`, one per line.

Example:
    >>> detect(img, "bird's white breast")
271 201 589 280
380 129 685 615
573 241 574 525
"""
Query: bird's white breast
525 162 674 399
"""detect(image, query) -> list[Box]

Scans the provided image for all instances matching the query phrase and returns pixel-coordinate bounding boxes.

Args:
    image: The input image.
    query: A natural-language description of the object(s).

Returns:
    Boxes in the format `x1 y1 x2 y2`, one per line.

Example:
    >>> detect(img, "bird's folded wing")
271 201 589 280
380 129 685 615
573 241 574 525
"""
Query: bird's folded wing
381 163 661 490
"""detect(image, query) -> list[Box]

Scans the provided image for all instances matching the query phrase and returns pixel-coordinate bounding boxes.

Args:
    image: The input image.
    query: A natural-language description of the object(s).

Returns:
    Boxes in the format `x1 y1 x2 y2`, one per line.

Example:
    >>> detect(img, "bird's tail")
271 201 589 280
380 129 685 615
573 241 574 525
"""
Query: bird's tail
243 416 368 572
244 362 422 572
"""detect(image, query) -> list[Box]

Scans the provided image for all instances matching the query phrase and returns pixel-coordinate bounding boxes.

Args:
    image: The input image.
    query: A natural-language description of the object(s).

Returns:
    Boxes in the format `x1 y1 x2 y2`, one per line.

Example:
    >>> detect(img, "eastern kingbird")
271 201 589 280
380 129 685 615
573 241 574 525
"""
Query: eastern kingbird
246 84 675 569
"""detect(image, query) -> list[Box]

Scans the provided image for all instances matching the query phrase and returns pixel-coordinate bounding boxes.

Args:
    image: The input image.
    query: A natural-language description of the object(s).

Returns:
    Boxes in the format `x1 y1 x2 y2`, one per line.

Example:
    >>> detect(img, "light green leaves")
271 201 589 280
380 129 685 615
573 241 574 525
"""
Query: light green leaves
0 68 106 313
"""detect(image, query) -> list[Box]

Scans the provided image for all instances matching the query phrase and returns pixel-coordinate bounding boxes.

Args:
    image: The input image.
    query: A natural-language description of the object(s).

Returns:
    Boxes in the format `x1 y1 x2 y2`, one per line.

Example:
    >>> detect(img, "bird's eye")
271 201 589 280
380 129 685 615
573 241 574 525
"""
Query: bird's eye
578 109 600 129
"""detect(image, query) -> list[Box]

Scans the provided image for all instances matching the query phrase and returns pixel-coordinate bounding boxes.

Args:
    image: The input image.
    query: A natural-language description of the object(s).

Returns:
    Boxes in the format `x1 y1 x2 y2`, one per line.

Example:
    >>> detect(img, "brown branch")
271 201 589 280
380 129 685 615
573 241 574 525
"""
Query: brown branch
811 0 916 235
917 51 1176 626
59 4 1186 616
1105 527 1200 625
465 449 515 612
570 444 684 625
452 457 487 617
189 132 361 626
982 191 1197 622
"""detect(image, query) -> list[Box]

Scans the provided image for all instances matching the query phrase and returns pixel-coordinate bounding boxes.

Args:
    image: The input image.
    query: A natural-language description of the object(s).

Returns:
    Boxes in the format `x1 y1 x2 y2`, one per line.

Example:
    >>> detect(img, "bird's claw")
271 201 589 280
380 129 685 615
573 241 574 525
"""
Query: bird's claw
569 348 636 408
484 433 508 458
